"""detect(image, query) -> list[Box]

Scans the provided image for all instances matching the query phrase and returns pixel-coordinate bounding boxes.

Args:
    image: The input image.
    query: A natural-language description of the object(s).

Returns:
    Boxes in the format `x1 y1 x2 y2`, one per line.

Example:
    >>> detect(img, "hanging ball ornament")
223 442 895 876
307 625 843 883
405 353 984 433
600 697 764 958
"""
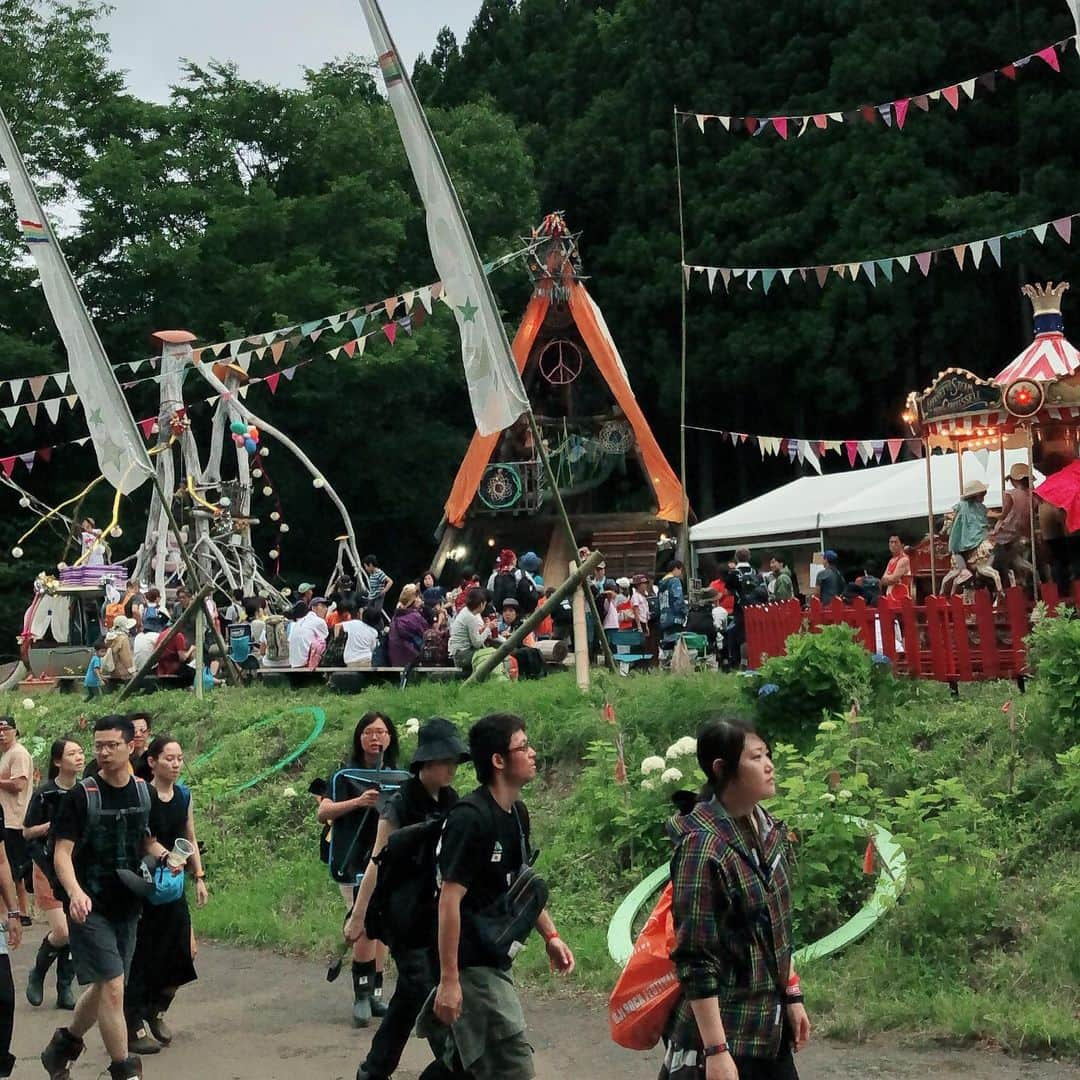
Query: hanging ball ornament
252 468 263 479
263 486 273 497
110 526 122 538
244 437 257 454
313 477 325 489
232 434 245 447
259 446 270 458
11 547 23 559
18 497 30 508
57 562 68 571
268 549 279 560
270 511 281 522
230 421 247 436
279 523 290 533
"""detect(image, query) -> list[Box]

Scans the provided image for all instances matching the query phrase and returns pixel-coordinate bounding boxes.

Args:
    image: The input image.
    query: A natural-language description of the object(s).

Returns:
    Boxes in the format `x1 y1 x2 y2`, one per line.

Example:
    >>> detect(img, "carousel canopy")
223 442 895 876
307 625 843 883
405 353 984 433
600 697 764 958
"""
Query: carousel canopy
690 449 1037 547
994 281 1080 384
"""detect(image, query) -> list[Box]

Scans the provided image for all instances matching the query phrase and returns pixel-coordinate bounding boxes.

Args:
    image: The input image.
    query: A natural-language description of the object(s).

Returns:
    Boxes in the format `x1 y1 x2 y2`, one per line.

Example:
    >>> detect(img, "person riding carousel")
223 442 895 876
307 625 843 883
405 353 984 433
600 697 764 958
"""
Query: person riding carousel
941 480 1002 598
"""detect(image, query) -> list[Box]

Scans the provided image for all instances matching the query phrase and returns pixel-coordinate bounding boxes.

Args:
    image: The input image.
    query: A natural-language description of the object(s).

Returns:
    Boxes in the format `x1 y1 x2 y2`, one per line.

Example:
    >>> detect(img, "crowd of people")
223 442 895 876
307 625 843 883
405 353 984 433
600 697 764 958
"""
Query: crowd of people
0 711 207 1079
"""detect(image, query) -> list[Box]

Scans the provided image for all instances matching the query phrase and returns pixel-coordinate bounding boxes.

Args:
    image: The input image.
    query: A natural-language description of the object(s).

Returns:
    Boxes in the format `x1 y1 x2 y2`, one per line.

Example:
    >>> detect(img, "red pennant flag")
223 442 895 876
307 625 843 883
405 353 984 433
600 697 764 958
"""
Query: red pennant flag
773 116 788 140
138 418 156 440
999 64 1017 80
0 457 13 478
1035 45 1061 72
845 440 859 467
862 838 876 875
894 99 910 129
1053 216 1073 244
913 94 931 111
744 116 759 135
942 85 961 109
739 434 749 444
916 251 933 276
265 372 280 394
38 447 52 463
412 306 426 328
911 440 924 458
859 105 877 124
383 322 397 346
887 438 904 463
812 114 828 129
342 340 358 358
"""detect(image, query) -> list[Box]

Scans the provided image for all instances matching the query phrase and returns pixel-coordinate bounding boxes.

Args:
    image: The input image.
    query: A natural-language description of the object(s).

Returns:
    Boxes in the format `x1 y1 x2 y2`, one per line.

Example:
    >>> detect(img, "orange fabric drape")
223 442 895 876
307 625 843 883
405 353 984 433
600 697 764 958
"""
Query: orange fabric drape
444 295 550 526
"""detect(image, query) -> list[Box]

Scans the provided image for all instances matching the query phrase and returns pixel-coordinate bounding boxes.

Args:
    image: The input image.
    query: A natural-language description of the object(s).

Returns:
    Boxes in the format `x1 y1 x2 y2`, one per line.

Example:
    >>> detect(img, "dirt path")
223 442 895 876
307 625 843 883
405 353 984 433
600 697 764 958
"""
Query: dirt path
7 933 1074 1079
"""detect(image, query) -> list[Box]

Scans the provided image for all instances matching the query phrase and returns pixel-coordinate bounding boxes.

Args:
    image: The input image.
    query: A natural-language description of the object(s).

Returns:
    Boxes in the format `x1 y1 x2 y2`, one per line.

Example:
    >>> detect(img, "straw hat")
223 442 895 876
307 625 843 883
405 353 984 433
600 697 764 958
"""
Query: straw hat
1009 463 1031 482
962 479 989 499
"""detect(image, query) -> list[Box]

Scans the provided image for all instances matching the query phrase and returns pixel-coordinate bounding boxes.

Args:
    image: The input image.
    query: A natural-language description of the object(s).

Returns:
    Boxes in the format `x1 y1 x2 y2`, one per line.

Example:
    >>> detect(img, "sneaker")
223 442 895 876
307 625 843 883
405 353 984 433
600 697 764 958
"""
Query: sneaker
20 915 32 927
146 1011 173 1045
127 1026 161 1056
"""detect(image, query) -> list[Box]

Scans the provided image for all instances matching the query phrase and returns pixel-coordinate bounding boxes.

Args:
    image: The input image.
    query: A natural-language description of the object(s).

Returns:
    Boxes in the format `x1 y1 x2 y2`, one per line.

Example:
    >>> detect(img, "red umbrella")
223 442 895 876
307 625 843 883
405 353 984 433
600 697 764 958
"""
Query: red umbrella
1034 460 1080 533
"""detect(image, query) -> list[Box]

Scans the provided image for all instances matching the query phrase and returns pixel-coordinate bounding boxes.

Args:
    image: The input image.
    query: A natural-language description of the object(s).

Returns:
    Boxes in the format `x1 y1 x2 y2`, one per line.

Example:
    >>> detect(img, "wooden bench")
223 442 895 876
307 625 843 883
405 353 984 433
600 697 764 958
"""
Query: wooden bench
251 666 464 691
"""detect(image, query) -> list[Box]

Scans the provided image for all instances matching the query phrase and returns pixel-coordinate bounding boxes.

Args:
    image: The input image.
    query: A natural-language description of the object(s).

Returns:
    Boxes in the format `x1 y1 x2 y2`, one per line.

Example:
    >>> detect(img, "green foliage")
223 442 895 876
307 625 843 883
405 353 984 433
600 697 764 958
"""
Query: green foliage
1027 610 1080 751
741 625 873 737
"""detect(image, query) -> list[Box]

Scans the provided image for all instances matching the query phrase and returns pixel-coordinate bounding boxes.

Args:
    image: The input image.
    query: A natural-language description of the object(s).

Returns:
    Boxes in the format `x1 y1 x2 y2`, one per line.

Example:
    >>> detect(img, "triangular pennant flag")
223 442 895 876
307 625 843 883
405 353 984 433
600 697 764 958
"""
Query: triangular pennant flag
877 104 893 127
282 366 297 381
871 439 885 463
887 438 904 463
910 439 924 458
859 105 877 124
383 322 397 346
75 436 89 447
309 329 325 343
1000 63 1017 80
328 348 342 361
814 265 830 287
960 78 977 99
1053 217 1073 244
265 372 281 394
828 111 844 123
6 378 24 402
787 439 799 462
431 281 444 301
253 347 267 361
862 261 877 286
928 89 942 101
761 269 777 294
744 117 759 135
803 441 822 475
897 254 912 273
796 117 811 137
1035 45 1061 72
988 236 1003 266
300 320 322 336
813 114 828 129
38 446 52 463
913 94 930 111
138 417 155 439
845 440 859 467
731 268 745 280
773 116 788 140
28 375 47 400
953 244 967 269
417 287 433 314
729 432 739 446
970 239 985 268
1033 222 1049 244
942 85 961 109
696 114 707 133
847 262 861 281
328 314 346 332
270 341 286 365
916 251 933 276
52 371 69 393
19 451 35 473
237 385 249 399
753 118 770 137
720 268 732 291
44 397 61 424
746 268 760 287
131 359 146 375
342 340 358 358
65 394 77 410
717 115 731 131
204 394 218 406
412 306 426 329
894 99 910 129
0 457 14 478
24 402 38 424
350 315 368 336
211 342 229 358
706 267 718 292
356 336 368 357
682 265 691 288
227 339 242 357
858 440 873 463
977 72 996 92
383 297 398 319
235 352 252 373
824 440 842 454
781 268 795 285
876 259 894 282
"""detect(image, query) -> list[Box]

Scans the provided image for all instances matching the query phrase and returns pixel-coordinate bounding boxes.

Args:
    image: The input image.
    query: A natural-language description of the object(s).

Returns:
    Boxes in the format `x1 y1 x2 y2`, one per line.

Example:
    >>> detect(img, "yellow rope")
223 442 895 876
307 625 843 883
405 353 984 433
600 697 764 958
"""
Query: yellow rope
15 473 107 548
186 474 222 515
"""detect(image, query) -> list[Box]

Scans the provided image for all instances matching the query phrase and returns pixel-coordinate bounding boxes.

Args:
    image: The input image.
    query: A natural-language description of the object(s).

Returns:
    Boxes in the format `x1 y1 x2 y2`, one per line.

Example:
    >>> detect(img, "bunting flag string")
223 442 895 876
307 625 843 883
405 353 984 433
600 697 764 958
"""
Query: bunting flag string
0 239 539 404
686 207 1077 296
686 423 925 472
680 35 1075 139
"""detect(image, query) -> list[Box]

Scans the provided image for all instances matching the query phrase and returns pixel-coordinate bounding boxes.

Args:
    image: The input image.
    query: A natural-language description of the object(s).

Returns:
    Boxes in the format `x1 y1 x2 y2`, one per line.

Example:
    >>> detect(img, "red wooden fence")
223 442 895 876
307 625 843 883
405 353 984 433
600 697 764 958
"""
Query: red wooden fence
744 586 1034 684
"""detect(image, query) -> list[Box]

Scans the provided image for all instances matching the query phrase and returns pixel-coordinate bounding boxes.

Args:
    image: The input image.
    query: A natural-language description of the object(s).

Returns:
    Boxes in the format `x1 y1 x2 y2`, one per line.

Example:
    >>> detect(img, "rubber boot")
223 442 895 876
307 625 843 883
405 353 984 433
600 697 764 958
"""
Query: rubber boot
0 1049 14 1078
40 1026 84 1080
351 959 374 1028
371 969 388 1018
146 992 174 1045
55 948 76 1010
127 1021 161 1056
27 936 61 1007
107 1056 143 1079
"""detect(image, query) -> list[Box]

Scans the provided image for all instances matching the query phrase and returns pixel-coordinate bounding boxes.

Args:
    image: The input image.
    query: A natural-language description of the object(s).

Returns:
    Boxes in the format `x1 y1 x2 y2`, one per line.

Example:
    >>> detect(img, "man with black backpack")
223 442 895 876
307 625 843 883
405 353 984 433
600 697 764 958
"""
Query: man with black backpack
346 717 470 1080
429 714 574 1080
40 715 177 1080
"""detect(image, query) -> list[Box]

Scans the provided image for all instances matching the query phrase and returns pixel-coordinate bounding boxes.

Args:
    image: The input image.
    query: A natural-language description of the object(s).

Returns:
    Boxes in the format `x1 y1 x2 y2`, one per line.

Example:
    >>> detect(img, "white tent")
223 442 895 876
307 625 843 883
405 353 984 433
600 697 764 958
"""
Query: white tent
690 449 1036 551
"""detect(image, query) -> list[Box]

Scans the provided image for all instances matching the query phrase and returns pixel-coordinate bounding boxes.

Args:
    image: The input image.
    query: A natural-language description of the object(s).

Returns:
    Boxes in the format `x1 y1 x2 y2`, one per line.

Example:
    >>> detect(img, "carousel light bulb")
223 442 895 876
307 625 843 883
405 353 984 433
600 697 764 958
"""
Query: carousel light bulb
259 447 270 457
313 477 325 489
270 511 280 522
110 526 122 538
219 497 231 508
57 562 67 571
487 538 496 547
282 587 292 597
279 523 290 533
11 547 23 559
268 549 279 560
18 497 30 508
263 486 273 496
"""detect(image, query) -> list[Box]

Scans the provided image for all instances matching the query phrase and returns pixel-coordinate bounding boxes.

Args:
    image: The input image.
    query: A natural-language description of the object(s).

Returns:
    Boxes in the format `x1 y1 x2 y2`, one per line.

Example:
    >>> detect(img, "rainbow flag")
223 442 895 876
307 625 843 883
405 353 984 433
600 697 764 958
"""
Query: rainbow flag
19 218 48 244
378 49 403 86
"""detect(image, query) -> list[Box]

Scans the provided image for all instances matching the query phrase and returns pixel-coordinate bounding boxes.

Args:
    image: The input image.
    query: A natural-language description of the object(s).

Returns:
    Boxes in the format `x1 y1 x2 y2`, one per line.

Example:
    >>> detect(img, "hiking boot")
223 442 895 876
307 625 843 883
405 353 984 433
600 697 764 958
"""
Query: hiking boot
351 960 374 1028
55 950 76 1010
127 1025 161 1056
146 1010 173 1045
27 937 61 1007
40 1027 84 1080
107 1057 143 1080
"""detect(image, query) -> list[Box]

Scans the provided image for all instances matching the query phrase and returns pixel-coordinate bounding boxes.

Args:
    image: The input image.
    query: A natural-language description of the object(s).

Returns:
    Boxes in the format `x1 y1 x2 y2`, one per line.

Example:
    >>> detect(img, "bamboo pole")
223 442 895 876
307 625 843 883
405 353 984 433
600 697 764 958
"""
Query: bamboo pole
573 565 590 691
674 108 691 566
925 439 937 593
1027 423 1040 601
465 550 604 685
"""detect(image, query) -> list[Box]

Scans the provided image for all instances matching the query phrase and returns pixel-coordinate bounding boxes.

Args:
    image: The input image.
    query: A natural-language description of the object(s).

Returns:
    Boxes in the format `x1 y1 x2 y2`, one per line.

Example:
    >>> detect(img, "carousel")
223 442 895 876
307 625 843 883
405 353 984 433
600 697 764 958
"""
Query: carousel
904 281 1080 598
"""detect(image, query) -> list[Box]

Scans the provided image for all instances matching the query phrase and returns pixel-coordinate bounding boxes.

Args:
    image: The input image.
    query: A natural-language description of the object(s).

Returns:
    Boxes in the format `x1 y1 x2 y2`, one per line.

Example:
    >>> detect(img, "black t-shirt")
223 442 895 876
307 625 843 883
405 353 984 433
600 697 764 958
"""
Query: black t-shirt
438 786 531 969
53 776 149 920
382 775 457 830
149 785 190 852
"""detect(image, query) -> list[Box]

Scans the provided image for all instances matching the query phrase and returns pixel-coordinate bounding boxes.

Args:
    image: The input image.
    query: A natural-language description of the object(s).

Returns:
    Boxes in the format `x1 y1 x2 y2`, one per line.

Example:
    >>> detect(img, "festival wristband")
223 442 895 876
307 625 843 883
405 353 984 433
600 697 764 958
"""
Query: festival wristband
542 929 560 944
702 1044 729 1058
786 974 804 1002
5 912 18 921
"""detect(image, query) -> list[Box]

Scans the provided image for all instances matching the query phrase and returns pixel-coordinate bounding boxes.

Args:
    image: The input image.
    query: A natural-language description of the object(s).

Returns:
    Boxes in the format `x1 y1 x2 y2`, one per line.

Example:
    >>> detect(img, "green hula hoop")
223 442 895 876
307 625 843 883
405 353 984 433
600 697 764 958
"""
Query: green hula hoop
186 707 327 797
606 815 906 968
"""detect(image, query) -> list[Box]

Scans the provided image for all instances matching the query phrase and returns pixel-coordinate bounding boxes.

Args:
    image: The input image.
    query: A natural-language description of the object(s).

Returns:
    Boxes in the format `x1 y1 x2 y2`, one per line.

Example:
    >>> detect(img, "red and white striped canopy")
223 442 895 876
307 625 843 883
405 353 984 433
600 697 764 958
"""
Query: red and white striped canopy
995 331 1080 384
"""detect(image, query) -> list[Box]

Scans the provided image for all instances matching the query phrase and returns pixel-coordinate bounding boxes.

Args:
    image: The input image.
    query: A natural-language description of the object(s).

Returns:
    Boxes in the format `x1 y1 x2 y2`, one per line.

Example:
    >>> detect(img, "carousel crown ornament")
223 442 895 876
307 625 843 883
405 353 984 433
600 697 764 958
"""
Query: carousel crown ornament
997 281 1079 385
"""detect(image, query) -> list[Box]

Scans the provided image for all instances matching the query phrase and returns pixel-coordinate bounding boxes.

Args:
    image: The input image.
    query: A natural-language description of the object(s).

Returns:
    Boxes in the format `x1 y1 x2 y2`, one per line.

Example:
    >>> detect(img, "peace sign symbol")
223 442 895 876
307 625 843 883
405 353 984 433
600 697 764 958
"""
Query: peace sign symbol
539 339 584 385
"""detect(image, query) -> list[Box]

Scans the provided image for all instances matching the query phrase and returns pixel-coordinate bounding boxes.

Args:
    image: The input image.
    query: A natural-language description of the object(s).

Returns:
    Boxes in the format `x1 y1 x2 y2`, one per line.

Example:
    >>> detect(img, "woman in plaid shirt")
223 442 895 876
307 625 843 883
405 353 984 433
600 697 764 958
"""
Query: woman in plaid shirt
659 718 811 1080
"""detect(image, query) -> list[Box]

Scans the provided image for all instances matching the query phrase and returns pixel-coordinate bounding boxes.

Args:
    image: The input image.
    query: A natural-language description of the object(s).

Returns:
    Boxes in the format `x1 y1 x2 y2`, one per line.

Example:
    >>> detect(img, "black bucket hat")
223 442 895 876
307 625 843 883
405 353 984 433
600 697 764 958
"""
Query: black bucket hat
410 717 470 770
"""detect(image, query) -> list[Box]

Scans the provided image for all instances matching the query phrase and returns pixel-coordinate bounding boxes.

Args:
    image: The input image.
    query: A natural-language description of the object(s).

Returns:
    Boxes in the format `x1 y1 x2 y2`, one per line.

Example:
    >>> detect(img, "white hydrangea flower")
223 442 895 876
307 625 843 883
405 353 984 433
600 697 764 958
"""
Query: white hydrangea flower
404 717 421 737
20 698 34 711
282 787 298 798
641 778 657 792
837 789 853 801
819 792 837 803
665 736 698 760
661 767 684 784
640 755 666 775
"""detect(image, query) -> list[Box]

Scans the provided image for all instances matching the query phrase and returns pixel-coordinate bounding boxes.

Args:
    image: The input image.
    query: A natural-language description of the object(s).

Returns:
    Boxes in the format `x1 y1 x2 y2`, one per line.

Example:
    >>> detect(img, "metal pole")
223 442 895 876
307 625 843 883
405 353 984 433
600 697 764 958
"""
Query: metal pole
674 108 691 564
1027 423 1040 601
925 439 937 593
573 565 590 691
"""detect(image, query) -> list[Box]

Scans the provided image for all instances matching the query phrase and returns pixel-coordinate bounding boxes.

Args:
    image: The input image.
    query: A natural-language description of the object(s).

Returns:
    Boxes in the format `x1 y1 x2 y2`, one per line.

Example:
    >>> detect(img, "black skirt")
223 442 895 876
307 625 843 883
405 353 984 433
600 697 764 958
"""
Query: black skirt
127 895 197 1013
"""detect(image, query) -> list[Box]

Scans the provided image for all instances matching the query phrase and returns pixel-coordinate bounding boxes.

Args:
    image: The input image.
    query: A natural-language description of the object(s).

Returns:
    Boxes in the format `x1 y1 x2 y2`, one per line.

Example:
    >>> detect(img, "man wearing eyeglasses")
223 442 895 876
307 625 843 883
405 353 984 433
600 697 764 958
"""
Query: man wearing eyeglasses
41 715 175 1080
431 713 574 1080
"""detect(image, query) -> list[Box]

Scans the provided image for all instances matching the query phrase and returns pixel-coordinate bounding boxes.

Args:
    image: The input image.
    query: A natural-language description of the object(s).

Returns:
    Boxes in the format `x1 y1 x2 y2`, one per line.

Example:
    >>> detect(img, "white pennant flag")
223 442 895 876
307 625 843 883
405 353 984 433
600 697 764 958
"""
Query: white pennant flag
0 107 152 494
970 240 985 268
706 267 718 292
1 406 17 428
1033 222 1049 244
359 0 530 436
52 371 68 393
44 396 61 424
6 378 23 402
696 114 707 133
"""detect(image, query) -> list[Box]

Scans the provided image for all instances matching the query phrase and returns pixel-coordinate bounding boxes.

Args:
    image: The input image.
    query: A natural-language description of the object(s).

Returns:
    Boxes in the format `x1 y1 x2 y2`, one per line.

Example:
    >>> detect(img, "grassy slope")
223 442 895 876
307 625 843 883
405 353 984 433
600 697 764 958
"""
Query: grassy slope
2 671 1077 1056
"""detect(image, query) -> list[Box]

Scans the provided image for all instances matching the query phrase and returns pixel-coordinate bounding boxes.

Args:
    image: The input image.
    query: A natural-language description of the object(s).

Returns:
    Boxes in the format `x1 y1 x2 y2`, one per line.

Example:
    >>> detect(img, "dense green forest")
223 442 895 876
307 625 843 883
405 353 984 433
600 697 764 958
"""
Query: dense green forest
3 0 1080 644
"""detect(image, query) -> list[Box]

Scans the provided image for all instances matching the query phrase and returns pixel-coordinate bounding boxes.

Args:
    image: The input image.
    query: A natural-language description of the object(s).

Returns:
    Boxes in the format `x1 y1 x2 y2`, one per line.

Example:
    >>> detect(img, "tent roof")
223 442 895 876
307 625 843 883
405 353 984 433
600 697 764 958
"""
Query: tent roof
690 450 1036 546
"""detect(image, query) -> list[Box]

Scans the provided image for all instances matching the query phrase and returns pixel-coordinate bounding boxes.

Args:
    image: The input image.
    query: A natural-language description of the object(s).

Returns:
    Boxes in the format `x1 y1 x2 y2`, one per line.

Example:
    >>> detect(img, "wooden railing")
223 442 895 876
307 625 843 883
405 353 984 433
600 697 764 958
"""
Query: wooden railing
744 587 1035 685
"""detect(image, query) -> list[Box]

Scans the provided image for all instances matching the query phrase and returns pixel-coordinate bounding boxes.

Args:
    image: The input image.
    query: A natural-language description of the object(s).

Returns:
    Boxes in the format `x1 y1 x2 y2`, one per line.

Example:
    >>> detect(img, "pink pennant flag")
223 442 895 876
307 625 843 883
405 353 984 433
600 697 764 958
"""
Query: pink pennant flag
1035 45 1061 72
999 64 1017 80
24 403 38 425
0 457 13 478
916 251 933 276
814 266 830 287
342 340 358 358
812 114 828 129
773 116 789 140
887 439 904 463
383 322 397 346
28 375 47 400
845 441 859 467
1053 216 1073 244
265 372 281 394
953 244 967 269
942 85 961 110
138 418 156 440
913 94 931 111
894 99 910 129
